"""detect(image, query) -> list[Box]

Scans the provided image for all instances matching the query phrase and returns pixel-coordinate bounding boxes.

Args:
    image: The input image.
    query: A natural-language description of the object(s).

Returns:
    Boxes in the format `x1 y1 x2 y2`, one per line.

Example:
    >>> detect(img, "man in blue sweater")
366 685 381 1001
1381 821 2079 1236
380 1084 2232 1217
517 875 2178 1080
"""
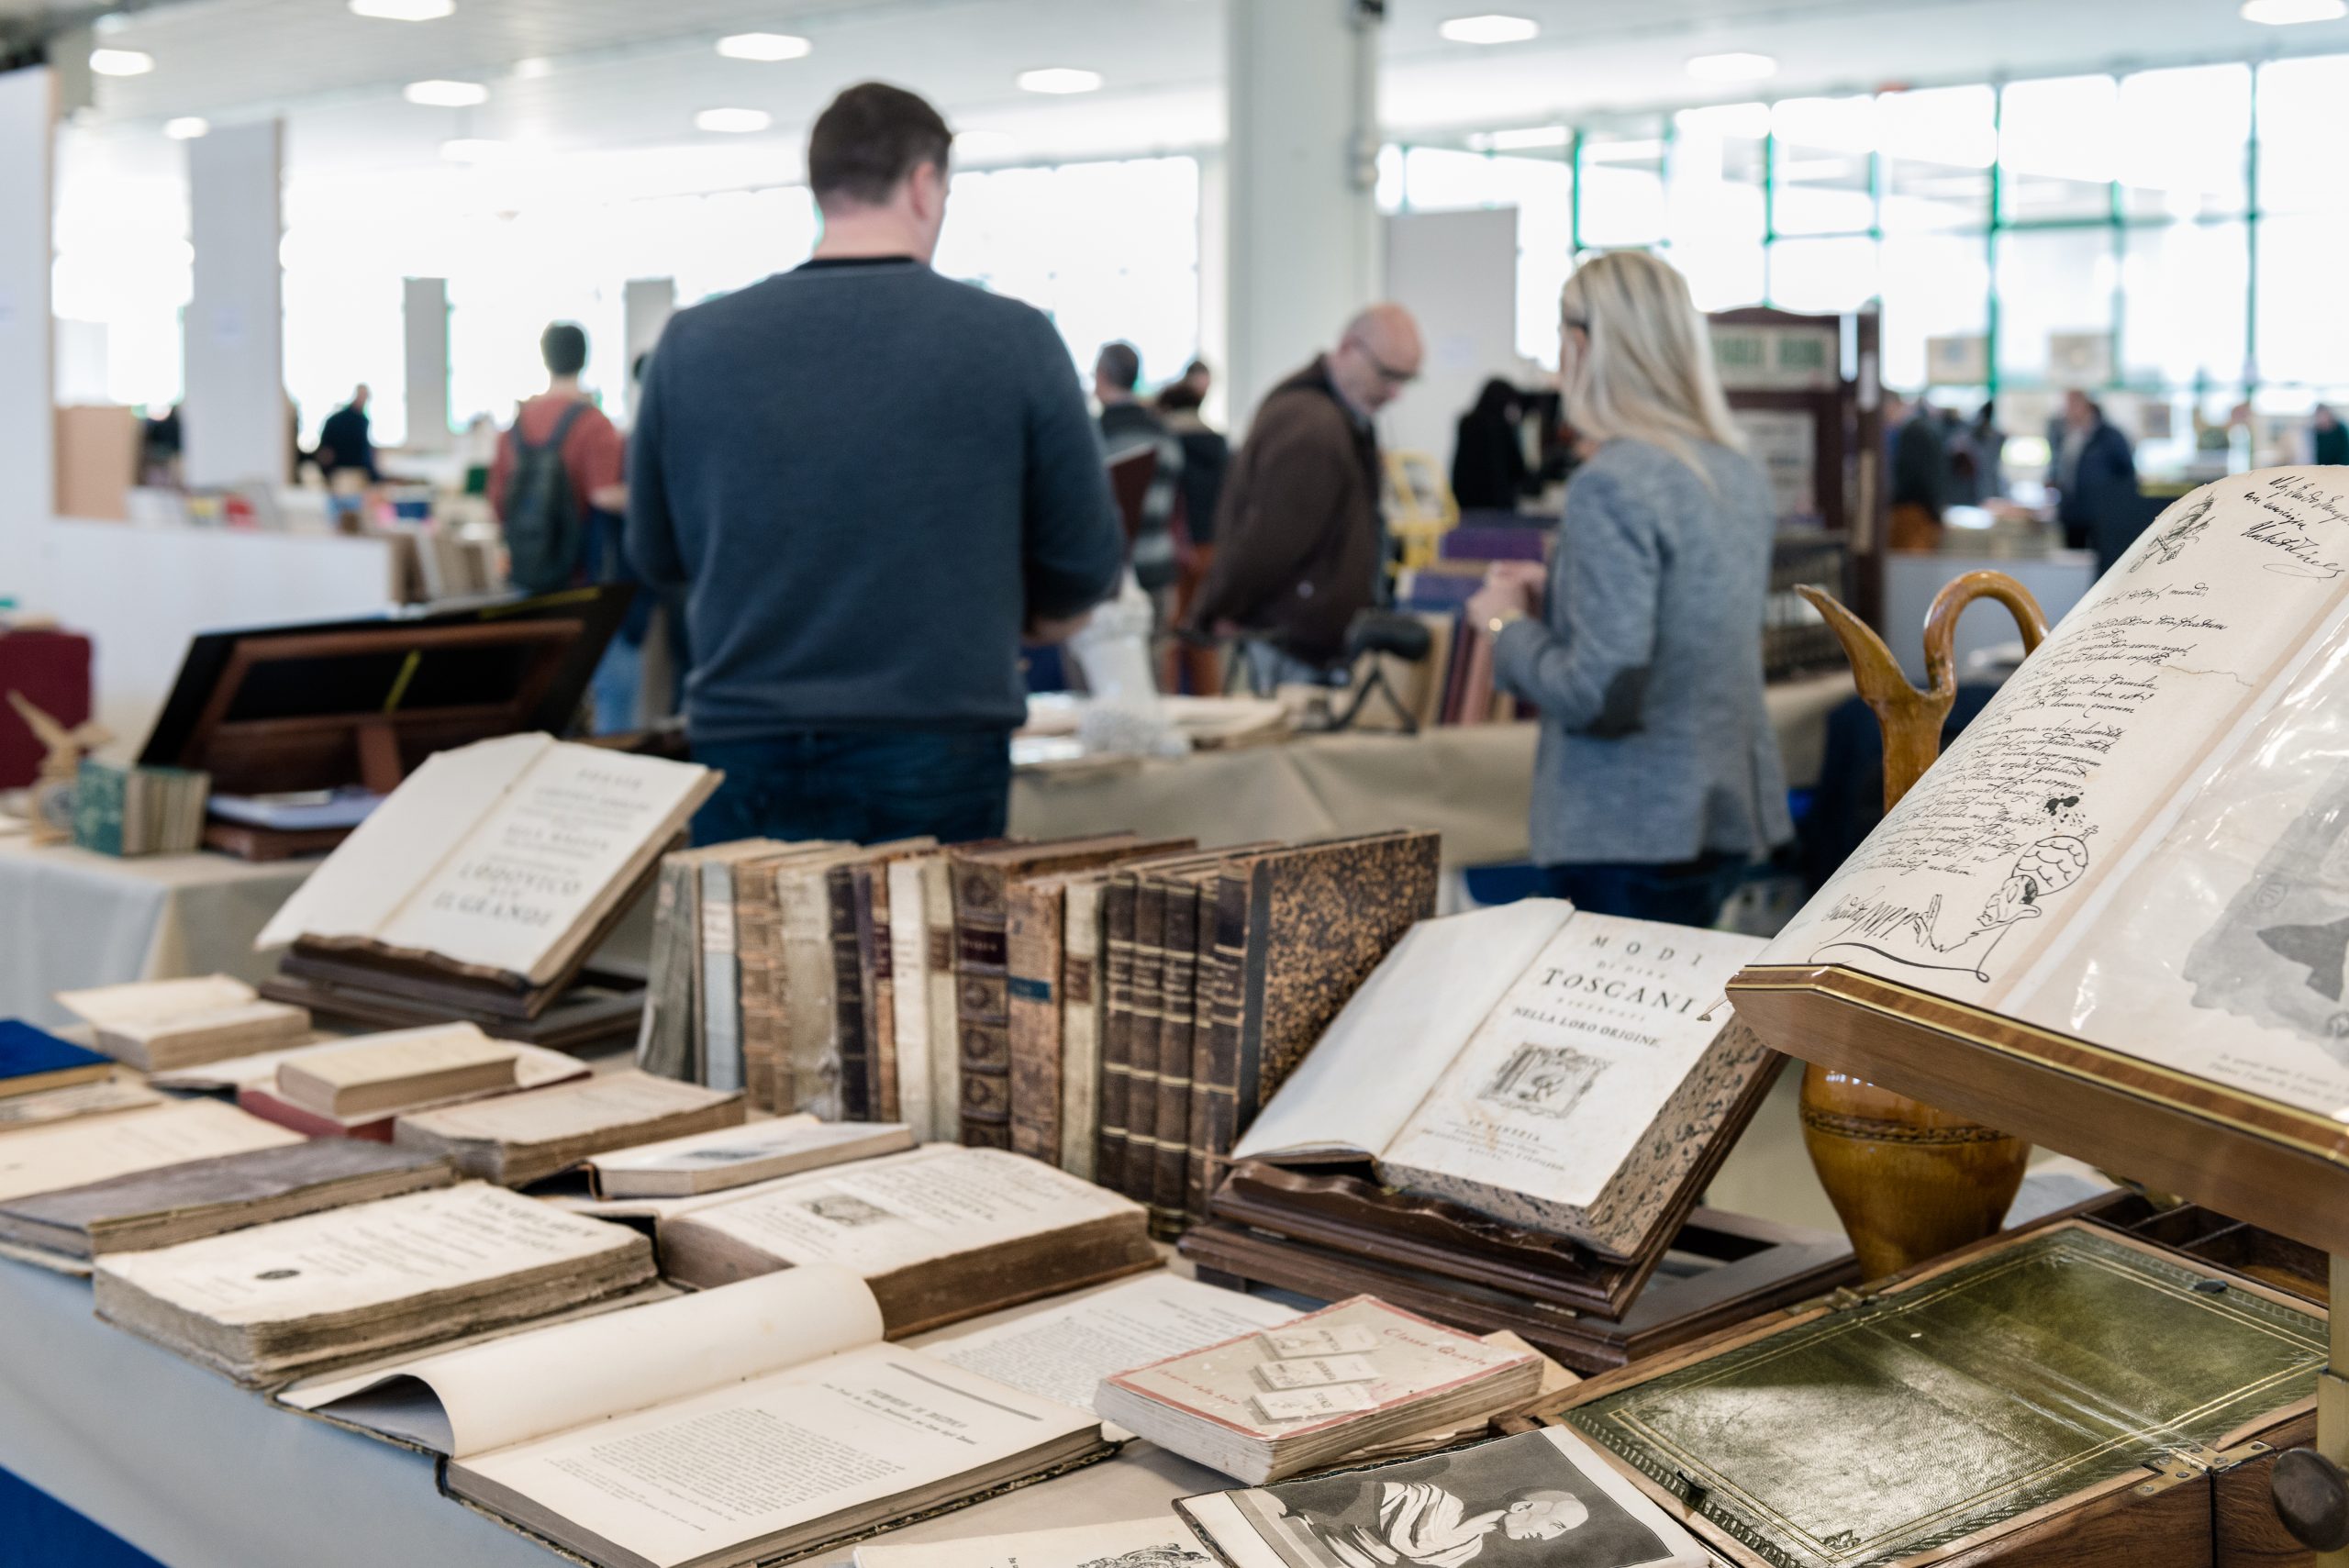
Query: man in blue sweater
628 83 1122 845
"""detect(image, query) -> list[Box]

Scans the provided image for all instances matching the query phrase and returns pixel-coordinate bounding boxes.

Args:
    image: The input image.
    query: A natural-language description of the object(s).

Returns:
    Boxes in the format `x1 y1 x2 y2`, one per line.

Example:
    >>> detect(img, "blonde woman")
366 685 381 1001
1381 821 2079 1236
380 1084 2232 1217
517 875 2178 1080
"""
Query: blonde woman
1465 251 1792 927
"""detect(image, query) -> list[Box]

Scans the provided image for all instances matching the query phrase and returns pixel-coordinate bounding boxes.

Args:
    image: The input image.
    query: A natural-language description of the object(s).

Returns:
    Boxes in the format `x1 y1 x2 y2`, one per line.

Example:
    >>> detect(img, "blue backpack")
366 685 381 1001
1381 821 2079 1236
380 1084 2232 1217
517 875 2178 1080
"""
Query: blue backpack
500 400 590 595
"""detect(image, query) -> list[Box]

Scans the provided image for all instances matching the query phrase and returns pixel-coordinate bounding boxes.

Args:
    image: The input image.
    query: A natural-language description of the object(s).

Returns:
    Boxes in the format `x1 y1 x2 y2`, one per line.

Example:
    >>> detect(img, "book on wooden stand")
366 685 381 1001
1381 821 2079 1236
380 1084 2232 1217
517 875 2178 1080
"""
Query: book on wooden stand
254 733 717 1047
1178 899 1853 1371
1696 473 2349 1563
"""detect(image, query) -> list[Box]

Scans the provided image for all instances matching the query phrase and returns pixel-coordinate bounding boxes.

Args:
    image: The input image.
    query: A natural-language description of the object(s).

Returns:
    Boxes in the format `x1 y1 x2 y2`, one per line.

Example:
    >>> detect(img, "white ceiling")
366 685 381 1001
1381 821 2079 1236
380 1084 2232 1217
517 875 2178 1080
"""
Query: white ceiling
52 0 2349 200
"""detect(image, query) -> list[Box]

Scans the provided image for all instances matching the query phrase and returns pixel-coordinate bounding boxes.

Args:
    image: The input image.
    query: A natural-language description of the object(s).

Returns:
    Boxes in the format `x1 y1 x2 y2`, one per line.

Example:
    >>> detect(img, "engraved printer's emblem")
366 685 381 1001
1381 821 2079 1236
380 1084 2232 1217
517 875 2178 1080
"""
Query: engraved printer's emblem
800 1193 893 1228
1479 1044 1605 1122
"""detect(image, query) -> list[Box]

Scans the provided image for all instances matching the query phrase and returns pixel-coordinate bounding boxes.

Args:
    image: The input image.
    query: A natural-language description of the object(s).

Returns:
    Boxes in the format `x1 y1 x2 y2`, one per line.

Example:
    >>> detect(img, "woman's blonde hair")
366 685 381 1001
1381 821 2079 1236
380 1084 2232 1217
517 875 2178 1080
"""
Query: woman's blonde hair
1559 250 1742 483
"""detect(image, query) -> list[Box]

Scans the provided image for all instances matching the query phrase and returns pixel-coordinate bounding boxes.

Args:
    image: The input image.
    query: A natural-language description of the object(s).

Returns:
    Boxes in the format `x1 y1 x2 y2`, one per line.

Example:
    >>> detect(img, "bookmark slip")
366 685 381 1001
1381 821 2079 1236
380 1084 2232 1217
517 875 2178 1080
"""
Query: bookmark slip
1252 1385 1379 1423
1253 1355 1379 1391
1261 1324 1380 1359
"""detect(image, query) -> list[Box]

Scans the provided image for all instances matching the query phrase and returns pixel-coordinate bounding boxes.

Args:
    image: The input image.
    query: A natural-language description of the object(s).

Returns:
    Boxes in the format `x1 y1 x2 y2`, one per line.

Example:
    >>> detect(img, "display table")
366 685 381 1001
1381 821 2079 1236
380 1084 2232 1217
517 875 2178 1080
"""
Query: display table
0 1259 1230 1568
1010 670 1852 871
0 836 306 1027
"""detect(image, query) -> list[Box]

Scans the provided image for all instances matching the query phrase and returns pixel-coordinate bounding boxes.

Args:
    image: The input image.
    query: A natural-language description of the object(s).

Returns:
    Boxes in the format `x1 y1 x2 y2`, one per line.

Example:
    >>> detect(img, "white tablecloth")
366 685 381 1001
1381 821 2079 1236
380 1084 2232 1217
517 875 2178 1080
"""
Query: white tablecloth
0 838 307 1027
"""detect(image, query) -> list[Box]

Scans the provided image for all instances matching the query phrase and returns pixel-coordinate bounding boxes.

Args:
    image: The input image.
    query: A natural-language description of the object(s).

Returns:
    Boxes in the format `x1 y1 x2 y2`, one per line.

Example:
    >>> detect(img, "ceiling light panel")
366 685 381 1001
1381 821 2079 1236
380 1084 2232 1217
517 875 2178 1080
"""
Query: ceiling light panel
1440 14 1541 45
88 48 154 77
1017 67 1104 95
717 33 812 61
403 78 489 106
695 107 773 133
350 0 455 18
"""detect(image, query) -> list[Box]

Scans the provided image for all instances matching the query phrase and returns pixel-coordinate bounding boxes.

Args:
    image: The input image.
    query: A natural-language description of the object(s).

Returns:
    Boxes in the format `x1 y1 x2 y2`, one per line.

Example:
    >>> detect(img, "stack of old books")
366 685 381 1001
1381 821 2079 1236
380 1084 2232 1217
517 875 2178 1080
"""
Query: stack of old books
637 828 1442 1235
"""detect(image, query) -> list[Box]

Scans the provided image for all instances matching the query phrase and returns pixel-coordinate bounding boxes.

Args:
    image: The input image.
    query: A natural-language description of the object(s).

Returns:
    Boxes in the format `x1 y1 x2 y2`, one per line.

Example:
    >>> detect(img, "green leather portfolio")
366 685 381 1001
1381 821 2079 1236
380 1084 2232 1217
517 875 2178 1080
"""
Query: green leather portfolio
1557 1222 2324 1568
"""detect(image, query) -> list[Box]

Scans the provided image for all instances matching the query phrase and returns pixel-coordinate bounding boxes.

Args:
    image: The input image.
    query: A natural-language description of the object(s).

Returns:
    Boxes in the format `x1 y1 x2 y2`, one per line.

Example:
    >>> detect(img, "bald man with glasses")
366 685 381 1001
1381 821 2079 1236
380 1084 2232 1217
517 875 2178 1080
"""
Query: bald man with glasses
1187 304 1425 690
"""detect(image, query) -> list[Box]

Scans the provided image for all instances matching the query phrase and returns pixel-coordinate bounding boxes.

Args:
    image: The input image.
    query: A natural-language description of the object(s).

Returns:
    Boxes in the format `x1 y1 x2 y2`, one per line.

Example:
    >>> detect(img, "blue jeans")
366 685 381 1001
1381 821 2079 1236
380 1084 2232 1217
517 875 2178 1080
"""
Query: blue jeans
1541 852 1743 929
690 730 1013 847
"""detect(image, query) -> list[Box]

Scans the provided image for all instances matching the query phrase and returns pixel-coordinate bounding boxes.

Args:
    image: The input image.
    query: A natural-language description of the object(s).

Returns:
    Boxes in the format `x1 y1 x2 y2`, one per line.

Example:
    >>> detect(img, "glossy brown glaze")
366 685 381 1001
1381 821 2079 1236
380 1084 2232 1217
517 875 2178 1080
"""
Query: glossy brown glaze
1792 573 2046 1280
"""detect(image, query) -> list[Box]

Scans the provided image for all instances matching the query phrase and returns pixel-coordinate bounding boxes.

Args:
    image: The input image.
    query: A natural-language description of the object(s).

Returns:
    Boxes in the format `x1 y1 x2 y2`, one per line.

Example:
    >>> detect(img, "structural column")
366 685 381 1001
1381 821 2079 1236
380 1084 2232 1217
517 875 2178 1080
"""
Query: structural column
402 278 450 452
1222 0 1382 435
0 66 55 602
182 118 285 489
622 277 677 423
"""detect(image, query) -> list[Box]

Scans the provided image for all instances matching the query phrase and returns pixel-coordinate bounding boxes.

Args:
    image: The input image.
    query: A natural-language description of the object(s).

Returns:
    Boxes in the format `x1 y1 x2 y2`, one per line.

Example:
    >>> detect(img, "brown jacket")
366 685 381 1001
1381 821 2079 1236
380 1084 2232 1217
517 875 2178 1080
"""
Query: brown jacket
1187 358 1382 665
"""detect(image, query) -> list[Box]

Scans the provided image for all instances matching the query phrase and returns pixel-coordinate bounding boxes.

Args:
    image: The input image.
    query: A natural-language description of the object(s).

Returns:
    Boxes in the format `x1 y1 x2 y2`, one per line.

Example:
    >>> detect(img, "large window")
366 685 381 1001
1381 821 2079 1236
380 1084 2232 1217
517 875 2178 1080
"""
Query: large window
1383 53 2348 478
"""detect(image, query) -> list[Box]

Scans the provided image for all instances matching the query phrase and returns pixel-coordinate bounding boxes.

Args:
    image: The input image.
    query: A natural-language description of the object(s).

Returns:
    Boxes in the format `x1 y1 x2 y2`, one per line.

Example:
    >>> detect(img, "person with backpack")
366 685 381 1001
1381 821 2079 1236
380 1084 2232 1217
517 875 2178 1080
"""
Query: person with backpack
491 322 627 599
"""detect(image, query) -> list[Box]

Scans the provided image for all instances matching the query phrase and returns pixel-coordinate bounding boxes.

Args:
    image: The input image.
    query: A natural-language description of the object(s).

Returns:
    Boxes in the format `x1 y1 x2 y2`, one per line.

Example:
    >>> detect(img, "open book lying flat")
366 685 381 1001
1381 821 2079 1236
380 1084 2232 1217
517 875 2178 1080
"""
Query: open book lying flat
1233 900 1769 1258
256 733 718 989
280 1267 1108 1568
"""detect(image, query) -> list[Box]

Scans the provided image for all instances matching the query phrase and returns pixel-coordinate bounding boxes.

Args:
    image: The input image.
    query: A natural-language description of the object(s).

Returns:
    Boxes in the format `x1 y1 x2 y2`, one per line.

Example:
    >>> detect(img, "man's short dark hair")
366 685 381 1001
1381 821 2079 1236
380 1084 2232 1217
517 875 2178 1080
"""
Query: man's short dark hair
1097 341 1141 392
808 83 952 209
541 322 587 378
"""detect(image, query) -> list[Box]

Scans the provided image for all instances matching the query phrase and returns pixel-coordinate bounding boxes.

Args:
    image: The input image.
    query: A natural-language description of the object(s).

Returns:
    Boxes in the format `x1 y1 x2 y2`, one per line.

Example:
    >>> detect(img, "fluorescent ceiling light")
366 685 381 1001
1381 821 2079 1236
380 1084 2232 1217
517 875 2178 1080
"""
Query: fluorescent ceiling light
1687 50 1778 82
162 116 209 139
1017 67 1103 95
695 106 772 133
717 32 811 61
88 48 153 76
2242 0 2346 21
440 138 510 162
403 78 488 106
510 56 552 80
1472 125 1571 150
350 0 454 17
1439 14 1541 45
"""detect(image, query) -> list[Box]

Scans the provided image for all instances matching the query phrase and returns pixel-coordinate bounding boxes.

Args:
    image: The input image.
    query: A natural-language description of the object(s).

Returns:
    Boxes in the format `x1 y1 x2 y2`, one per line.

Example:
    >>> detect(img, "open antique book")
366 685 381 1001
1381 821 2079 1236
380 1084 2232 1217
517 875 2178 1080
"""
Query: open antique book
1755 469 2349 1123
256 733 717 987
1234 900 1768 1256
281 1268 1107 1568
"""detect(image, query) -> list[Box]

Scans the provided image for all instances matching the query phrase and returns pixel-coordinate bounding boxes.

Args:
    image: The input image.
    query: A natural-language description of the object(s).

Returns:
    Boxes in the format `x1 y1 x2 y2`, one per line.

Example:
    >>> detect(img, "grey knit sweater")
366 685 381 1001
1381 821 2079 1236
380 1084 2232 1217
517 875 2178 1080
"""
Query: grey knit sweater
1493 436 1795 867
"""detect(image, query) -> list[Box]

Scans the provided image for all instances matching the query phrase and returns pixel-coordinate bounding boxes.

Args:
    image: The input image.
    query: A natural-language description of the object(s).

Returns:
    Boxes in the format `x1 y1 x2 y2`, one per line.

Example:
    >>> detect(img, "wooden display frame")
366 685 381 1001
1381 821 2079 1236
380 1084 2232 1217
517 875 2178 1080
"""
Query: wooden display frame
1181 1207 1855 1375
1727 963 2349 1259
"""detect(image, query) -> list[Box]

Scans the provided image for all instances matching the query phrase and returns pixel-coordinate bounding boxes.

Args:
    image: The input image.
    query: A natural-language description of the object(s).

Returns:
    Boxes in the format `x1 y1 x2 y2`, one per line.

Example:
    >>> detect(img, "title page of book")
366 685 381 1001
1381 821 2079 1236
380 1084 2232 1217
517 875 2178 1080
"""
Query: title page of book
374 747 708 979
1380 917 1762 1209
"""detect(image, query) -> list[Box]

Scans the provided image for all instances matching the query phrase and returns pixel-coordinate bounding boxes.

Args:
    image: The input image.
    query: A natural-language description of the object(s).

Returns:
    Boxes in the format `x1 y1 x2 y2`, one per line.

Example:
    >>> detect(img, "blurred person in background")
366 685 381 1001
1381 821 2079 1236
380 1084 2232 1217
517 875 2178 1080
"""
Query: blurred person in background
1452 377 1532 512
1187 304 1425 690
491 321 627 596
629 82 1119 845
1156 356 1230 553
2054 390 2143 571
1888 392 1947 547
2313 405 2349 467
1094 339 1183 606
1971 399 2006 501
1466 250 1791 929
315 384 380 484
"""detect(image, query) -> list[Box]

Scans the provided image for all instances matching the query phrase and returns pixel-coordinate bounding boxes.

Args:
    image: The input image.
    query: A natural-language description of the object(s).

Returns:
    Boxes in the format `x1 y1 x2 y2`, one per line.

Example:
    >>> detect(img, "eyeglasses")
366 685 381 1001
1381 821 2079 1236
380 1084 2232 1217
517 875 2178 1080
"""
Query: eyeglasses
1348 339 1419 387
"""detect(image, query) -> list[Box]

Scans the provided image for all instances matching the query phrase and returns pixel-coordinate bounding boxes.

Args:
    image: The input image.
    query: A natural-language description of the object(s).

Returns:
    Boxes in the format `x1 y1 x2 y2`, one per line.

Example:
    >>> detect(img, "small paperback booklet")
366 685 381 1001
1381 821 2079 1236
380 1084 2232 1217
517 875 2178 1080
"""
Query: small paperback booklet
393 1071 745 1187
55 973 312 1072
274 1025 519 1118
0 1098 300 1205
855 1516 1212 1568
0 1019 113 1098
656 1143 1156 1335
1094 1297 1542 1485
1176 1428 1709 1568
582 1114 915 1198
277 1267 1108 1568
0 1140 451 1269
